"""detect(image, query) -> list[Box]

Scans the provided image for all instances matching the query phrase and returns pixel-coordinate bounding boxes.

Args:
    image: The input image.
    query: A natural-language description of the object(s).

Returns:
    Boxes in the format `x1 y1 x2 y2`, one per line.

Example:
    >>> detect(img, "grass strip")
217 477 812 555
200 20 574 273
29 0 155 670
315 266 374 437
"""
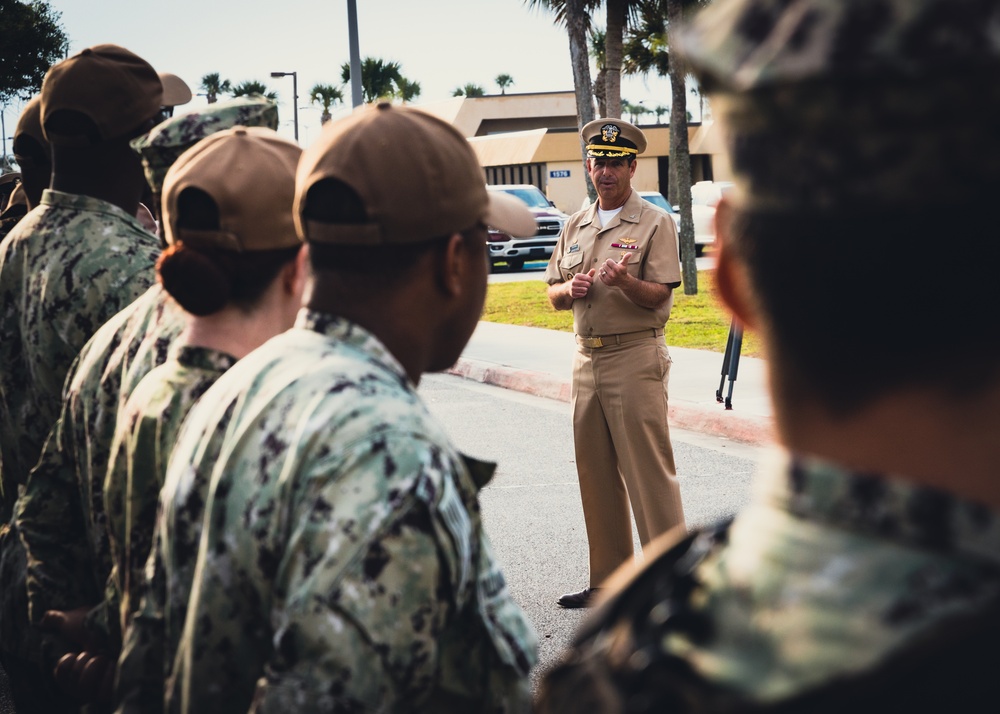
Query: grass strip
483 270 764 357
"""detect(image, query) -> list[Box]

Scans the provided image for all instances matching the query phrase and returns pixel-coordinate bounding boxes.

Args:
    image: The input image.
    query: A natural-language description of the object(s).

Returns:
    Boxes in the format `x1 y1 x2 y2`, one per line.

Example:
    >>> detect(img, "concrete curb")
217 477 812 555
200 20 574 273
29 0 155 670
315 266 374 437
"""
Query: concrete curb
448 357 774 446
447 359 571 403
667 403 774 447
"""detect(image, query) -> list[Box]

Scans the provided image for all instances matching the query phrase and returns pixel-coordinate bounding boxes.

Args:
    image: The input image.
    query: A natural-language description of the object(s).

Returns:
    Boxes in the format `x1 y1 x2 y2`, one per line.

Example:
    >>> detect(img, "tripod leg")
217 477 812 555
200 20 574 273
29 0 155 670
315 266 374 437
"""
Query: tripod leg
724 325 743 410
717 318 737 403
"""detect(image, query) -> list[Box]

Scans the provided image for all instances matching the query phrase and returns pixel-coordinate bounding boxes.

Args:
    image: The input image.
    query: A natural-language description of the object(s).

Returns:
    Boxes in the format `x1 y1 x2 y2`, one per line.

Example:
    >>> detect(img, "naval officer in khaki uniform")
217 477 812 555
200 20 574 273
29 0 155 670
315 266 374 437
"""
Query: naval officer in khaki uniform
544 118 685 609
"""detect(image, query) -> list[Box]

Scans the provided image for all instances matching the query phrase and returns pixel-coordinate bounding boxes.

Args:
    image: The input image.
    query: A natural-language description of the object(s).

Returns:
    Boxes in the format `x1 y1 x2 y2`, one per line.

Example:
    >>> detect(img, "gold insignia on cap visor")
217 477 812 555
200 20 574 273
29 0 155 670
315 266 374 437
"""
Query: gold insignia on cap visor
587 123 638 157
582 117 646 157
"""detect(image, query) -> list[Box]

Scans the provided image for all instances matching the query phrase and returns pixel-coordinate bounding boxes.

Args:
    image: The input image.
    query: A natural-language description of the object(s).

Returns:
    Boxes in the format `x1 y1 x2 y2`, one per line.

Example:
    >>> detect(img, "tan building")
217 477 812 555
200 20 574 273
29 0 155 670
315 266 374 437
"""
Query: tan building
417 91 730 216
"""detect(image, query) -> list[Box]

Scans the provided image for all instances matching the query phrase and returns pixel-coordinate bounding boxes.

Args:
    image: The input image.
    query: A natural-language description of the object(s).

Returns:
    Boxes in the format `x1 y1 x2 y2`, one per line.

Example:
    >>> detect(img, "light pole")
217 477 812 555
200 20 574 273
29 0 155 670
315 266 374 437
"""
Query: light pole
270 71 299 142
1 110 8 172
347 0 363 108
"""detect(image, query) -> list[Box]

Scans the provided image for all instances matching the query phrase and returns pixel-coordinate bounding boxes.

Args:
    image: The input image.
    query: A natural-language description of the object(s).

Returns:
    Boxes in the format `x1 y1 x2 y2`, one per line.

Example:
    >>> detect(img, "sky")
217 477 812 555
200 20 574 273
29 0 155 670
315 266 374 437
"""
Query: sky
2 0 676 148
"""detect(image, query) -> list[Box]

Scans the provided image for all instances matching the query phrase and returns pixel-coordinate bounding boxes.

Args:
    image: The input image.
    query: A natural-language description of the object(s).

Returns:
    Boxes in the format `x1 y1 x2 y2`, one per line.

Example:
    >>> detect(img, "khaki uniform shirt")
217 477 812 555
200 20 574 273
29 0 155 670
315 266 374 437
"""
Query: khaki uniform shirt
105 345 237 633
16 285 184 639
143 310 535 714
538 451 1000 711
544 189 681 336
0 190 160 506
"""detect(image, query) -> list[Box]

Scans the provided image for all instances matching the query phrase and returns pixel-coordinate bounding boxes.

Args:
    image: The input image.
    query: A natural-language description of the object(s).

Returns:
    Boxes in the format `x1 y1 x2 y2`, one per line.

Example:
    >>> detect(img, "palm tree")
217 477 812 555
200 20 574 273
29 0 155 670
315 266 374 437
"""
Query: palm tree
651 103 669 123
200 73 231 104
452 83 486 98
622 0 707 294
622 99 645 124
309 83 343 125
395 77 422 103
340 57 404 103
525 0 598 201
495 74 514 94
230 80 278 102
589 28 608 118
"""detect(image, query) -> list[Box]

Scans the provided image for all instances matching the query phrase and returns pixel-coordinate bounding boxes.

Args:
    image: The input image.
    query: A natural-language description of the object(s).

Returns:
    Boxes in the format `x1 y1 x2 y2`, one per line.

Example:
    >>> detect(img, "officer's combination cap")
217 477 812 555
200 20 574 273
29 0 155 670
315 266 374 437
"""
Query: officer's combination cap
295 101 536 245
132 97 279 194
162 126 302 253
581 117 647 159
678 0 1000 212
40 44 163 148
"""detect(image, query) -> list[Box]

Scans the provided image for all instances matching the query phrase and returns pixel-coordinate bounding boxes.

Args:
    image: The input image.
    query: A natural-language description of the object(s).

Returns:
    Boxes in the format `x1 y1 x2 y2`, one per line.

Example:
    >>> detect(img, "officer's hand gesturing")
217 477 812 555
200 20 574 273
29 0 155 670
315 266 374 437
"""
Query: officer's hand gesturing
599 252 632 286
569 269 596 299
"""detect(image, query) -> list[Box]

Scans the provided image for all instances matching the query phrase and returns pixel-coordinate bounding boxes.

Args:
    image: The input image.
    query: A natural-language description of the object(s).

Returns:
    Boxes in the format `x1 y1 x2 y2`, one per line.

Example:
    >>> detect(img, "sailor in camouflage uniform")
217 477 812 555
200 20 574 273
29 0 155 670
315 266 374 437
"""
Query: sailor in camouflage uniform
538 1 1000 712
12 99 281 705
0 43 164 713
106 126 305 712
0 44 163 501
159 103 538 713
0 97 51 245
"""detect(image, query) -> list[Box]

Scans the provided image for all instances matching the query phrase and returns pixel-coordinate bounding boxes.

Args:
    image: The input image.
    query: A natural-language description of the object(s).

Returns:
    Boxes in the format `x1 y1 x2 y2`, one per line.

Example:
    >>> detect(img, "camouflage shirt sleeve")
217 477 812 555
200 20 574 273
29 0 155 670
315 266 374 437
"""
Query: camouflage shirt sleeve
17 287 180 627
115 515 170 714
106 348 235 634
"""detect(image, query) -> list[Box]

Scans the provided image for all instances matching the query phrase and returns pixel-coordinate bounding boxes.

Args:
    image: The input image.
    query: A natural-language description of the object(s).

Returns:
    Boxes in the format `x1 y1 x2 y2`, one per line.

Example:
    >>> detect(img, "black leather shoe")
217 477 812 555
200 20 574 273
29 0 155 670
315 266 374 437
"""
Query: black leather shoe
557 587 601 609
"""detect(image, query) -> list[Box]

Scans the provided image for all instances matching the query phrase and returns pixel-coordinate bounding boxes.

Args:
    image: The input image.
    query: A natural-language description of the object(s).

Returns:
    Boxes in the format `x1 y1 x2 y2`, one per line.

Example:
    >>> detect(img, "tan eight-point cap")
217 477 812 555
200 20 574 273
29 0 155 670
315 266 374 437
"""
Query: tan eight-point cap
40 44 163 147
162 126 302 252
295 101 536 245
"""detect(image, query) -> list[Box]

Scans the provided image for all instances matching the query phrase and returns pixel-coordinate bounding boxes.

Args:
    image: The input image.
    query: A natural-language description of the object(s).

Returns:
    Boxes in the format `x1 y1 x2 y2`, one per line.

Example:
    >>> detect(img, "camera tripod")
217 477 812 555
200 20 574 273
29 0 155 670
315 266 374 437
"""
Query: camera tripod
716 318 743 410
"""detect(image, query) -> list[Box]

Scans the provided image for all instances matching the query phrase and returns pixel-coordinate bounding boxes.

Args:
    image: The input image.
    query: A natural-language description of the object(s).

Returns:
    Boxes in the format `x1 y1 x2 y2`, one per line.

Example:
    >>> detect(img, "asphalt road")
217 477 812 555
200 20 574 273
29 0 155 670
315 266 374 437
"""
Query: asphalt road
418 372 762 690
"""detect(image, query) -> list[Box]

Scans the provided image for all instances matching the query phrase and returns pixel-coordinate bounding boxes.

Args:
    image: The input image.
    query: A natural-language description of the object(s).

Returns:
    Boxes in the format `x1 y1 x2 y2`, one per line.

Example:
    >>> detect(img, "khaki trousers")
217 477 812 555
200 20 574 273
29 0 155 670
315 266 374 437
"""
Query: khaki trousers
571 337 686 585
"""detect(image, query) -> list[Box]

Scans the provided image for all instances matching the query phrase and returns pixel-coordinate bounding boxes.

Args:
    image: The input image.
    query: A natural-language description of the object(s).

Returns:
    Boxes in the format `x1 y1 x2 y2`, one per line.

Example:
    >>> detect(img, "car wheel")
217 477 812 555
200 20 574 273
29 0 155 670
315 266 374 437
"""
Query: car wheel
507 259 524 272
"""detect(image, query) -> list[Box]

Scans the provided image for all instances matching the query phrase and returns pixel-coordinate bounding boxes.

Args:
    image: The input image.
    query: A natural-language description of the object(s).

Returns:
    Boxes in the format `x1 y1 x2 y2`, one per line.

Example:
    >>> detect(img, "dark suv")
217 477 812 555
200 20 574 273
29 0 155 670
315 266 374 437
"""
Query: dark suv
486 184 568 271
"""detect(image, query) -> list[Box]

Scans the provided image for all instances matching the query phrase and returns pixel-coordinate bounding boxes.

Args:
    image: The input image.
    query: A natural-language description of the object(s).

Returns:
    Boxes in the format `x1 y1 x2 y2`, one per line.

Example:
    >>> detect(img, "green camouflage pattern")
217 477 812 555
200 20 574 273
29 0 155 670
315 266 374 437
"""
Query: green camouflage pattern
678 0 1000 211
538 451 1000 712
116 386 240 714
105 344 236 633
0 190 160 507
16 285 184 641
132 96 280 194
140 310 535 713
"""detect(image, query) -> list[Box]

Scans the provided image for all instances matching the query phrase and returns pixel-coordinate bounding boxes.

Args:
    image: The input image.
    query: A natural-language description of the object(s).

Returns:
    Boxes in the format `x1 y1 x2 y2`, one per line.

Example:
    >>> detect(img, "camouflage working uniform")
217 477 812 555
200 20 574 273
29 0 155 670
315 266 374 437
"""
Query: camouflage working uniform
105 345 237 632
0 190 159 693
147 310 535 714
15 97 279 655
538 453 1000 712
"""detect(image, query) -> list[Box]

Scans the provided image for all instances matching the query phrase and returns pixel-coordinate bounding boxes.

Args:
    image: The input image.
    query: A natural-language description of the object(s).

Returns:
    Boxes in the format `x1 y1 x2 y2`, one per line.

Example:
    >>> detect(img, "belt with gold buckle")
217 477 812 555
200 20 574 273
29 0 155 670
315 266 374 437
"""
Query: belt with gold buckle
576 328 663 349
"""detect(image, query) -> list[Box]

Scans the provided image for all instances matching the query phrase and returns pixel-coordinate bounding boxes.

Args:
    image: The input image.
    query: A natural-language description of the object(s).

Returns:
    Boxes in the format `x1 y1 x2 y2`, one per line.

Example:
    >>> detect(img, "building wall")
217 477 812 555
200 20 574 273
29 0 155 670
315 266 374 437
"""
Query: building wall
444 92 733 214
543 160 586 214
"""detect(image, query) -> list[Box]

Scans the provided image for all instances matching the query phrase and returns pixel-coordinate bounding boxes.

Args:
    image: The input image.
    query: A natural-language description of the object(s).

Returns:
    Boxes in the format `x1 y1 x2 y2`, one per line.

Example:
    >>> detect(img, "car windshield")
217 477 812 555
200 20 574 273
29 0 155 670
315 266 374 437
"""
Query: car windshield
498 187 551 209
640 193 676 214
691 181 734 207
